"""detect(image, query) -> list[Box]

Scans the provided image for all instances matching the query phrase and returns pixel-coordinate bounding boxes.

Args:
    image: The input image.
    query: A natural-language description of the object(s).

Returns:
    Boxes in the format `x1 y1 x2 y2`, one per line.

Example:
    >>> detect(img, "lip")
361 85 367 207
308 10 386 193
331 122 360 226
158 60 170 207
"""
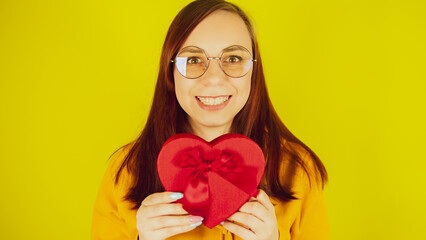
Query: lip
195 95 232 111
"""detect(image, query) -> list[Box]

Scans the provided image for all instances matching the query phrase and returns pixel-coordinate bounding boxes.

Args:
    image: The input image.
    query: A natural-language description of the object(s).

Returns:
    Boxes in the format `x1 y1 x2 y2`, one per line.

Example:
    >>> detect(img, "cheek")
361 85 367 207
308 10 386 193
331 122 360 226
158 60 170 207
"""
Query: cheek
239 75 252 100
174 74 193 104
174 73 183 101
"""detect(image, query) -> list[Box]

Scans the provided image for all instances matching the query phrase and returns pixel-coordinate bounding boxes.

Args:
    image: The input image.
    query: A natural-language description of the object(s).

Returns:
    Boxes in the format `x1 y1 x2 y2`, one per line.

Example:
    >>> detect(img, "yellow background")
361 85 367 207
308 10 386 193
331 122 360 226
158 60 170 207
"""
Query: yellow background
1 0 425 239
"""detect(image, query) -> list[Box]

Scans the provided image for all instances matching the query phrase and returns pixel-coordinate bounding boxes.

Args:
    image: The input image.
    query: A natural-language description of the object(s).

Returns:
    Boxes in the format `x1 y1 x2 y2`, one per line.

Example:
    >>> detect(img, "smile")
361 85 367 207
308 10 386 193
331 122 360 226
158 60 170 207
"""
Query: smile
195 95 232 111
196 95 231 106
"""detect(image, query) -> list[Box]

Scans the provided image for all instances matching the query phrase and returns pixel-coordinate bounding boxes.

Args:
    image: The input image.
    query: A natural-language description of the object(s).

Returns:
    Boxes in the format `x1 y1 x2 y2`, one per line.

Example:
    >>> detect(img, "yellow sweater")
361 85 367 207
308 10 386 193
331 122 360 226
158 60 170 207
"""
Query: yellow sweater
91 142 330 240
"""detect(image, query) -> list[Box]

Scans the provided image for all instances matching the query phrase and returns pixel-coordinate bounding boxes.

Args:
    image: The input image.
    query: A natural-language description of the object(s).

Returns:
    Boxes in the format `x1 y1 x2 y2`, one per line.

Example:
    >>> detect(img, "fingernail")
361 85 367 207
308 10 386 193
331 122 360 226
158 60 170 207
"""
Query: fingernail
221 221 224 225
170 192 184 200
190 221 202 227
189 216 204 222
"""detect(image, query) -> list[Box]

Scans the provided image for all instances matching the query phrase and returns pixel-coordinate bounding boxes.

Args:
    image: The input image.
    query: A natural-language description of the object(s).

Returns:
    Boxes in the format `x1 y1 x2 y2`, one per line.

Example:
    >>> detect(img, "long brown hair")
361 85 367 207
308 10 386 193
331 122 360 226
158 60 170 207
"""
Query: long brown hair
114 0 327 210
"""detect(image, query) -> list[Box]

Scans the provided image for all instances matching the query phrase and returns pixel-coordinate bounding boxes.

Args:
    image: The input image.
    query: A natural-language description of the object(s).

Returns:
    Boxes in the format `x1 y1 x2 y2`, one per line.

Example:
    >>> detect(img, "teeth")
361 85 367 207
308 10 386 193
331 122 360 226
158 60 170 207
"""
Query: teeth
197 96 230 106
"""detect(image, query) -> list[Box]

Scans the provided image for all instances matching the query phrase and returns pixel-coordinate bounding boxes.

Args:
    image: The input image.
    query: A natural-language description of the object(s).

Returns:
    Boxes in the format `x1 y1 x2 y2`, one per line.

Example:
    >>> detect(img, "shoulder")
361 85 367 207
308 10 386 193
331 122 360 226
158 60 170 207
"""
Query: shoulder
105 141 137 190
278 143 330 239
92 141 139 239
281 140 325 199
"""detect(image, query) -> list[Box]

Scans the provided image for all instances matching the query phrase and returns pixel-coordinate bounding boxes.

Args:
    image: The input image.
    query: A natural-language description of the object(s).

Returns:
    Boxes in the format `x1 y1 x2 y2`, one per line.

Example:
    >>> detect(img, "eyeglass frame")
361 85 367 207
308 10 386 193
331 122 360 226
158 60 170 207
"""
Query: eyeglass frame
170 45 257 79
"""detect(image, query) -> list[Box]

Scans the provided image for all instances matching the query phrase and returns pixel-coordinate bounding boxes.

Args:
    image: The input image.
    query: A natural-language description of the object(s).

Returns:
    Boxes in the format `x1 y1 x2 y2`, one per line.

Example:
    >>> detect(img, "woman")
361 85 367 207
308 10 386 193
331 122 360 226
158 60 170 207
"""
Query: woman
91 0 329 239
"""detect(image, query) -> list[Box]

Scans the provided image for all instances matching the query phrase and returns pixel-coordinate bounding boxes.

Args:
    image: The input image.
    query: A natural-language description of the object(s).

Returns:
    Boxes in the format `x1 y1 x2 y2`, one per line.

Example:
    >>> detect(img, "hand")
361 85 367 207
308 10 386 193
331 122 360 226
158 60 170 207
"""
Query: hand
221 189 279 240
136 192 204 240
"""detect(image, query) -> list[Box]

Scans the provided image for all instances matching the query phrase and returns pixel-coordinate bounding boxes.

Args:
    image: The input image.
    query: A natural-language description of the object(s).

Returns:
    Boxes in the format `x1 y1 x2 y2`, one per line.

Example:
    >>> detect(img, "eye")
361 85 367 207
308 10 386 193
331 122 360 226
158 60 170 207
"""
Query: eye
187 57 203 64
224 55 242 63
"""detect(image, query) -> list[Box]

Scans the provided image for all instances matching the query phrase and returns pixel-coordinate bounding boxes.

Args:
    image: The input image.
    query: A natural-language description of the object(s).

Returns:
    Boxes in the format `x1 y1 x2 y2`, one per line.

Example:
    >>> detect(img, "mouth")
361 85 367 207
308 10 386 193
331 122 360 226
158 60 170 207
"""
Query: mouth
196 95 231 105
195 95 232 111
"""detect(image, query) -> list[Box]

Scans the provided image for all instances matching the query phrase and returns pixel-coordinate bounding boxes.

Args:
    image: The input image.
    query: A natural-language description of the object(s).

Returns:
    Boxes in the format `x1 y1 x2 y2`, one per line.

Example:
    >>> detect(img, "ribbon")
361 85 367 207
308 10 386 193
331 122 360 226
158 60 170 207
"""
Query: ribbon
173 146 245 217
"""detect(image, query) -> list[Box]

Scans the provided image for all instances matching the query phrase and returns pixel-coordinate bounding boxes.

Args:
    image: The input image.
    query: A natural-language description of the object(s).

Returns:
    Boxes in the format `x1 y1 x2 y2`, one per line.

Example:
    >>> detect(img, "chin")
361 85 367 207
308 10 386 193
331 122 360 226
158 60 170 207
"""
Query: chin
198 117 232 128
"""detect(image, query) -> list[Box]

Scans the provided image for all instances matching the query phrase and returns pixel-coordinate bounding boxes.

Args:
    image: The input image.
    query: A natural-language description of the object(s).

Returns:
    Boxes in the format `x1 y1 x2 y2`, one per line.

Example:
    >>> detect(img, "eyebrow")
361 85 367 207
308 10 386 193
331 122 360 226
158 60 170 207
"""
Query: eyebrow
222 46 245 52
178 45 250 55
178 48 204 54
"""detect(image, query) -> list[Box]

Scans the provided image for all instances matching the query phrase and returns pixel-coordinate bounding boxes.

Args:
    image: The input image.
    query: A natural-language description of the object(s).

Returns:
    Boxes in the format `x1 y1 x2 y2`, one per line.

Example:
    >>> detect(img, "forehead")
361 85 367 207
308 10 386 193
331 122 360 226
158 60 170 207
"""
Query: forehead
180 10 253 55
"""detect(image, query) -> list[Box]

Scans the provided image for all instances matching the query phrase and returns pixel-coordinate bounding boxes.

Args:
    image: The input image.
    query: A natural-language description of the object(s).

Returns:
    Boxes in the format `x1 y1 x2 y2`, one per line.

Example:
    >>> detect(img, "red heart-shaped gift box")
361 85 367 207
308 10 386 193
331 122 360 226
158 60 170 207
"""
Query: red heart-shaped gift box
157 133 265 228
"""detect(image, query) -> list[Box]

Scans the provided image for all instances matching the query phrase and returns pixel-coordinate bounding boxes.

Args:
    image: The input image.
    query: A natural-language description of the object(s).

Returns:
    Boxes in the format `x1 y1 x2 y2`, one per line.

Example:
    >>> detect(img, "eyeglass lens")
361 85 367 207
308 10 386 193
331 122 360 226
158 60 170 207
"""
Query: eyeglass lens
174 46 253 78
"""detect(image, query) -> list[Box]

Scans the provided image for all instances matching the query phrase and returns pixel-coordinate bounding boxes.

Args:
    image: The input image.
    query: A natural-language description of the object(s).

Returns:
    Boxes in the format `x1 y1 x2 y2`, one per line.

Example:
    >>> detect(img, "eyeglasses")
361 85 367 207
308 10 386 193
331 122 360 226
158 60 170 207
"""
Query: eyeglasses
170 45 256 79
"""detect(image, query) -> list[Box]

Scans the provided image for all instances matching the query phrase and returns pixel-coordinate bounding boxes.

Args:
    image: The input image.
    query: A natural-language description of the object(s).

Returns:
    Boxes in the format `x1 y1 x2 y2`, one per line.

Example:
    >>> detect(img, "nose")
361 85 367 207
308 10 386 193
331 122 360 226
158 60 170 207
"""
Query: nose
200 58 227 85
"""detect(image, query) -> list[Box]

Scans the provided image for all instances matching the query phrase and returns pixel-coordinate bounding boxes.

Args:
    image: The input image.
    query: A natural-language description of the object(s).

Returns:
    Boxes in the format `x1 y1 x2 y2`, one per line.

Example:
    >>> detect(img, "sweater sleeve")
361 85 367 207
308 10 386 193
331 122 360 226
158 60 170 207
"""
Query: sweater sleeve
91 147 137 240
290 151 330 240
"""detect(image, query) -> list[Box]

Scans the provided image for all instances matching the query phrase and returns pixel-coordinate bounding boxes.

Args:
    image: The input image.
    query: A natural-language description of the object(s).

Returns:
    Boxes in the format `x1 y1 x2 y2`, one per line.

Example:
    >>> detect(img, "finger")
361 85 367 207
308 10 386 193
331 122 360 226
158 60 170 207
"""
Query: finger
222 220 256 240
150 215 204 231
227 211 263 233
255 189 275 212
144 203 188 218
239 201 269 222
156 222 201 239
142 192 184 206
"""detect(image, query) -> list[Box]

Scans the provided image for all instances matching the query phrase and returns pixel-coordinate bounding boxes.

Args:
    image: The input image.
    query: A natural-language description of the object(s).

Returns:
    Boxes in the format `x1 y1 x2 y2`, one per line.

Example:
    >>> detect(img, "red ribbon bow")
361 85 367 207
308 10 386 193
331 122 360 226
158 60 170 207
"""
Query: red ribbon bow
175 147 242 214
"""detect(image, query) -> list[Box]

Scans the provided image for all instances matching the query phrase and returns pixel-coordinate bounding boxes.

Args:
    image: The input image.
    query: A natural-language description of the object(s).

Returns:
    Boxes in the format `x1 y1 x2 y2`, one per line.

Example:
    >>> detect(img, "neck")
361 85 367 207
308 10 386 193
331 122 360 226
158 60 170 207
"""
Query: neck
189 119 232 142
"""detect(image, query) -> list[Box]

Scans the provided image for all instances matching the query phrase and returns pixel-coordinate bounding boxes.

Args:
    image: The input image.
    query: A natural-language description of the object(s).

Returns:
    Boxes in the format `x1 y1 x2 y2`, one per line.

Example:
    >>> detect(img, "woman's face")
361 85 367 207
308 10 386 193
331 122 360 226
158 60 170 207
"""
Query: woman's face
174 10 253 133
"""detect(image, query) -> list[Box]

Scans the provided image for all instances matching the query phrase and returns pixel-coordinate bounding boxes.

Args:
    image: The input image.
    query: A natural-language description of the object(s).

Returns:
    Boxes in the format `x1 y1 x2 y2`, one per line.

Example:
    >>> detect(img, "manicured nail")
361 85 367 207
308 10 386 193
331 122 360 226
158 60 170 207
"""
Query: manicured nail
190 221 202 227
221 221 224 224
170 192 184 200
189 216 203 222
